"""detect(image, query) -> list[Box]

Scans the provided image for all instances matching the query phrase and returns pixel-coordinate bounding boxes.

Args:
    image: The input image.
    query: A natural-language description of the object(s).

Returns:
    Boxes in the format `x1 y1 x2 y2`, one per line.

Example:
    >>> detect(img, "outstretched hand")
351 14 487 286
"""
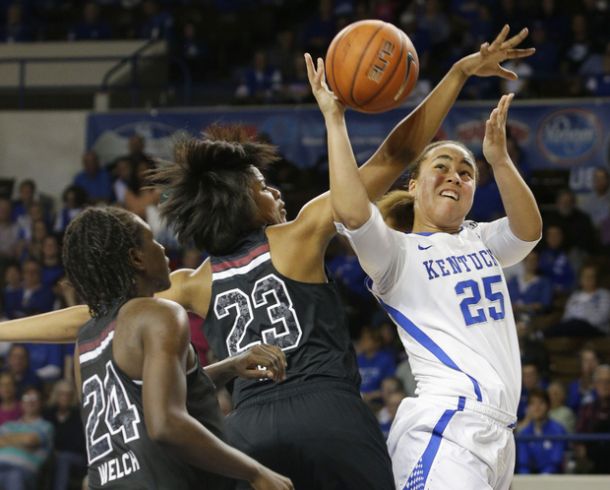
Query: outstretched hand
232 344 287 382
483 93 513 165
456 25 535 80
304 52 345 118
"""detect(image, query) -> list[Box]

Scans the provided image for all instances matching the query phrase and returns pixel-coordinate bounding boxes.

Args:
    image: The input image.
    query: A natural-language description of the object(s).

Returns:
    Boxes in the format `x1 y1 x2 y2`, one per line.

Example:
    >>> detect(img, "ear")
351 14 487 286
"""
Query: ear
128 247 146 272
407 178 417 193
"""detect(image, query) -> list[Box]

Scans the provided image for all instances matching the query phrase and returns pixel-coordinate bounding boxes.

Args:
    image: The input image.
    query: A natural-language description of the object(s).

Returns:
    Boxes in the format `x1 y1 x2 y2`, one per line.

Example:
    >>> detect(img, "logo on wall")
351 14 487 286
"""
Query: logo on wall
91 121 186 165
537 109 602 165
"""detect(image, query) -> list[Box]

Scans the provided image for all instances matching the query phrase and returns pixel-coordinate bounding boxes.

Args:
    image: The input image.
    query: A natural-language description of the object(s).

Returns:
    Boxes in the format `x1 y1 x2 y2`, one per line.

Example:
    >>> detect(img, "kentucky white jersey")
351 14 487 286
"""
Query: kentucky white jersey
337 204 540 418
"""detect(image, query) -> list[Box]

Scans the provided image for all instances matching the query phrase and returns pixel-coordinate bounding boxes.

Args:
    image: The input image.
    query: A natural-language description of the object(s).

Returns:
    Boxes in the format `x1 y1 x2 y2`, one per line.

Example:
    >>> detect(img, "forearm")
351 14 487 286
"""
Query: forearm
360 63 469 198
155 412 261 483
0 305 89 342
203 357 237 387
492 158 542 241
325 112 371 228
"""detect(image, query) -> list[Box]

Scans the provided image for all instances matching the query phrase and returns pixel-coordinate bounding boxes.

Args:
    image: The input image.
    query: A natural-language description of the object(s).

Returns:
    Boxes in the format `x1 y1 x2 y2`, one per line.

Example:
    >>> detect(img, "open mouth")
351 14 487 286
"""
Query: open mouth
440 190 459 201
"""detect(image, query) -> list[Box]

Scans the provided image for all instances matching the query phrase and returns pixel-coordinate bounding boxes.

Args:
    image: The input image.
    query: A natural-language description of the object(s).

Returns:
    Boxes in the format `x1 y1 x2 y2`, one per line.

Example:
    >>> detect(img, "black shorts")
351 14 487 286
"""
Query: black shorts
225 379 394 490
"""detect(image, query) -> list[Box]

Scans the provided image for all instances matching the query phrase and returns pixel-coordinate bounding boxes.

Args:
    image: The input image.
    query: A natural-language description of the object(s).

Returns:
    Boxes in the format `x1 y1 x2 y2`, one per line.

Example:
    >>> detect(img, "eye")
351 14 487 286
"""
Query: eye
434 163 446 170
460 170 473 180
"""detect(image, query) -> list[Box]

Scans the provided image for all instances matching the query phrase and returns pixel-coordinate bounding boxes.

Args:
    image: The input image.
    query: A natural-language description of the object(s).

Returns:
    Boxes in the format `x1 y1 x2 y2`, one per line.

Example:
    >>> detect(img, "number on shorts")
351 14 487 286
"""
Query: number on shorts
215 274 303 356
455 275 505 326
82 361 141 464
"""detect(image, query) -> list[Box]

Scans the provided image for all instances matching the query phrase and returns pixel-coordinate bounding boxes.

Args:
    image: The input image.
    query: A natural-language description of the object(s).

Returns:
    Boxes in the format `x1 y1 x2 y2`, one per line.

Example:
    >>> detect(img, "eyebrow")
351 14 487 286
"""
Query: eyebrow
433 154 475 170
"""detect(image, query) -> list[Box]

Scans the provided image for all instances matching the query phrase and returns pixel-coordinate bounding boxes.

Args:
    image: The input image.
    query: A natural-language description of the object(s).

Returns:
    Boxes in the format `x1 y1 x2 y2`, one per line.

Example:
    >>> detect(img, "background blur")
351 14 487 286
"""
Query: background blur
0 1 609 488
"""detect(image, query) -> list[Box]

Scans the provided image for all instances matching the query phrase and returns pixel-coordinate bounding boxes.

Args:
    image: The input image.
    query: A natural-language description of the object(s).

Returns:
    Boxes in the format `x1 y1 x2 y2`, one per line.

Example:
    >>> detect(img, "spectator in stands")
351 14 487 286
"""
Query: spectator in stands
357 325 396 408
16 201 47 246
138 0 173 40
508 249 554 323
67 1 111 40
301 0 337 57
538 225 576 295
73 151 113 203
124 159 160 219
0 3 32 42
535 0 570 45
575 364 610 474
11 180 36 223
517 387 567 474
119 133 154 170
577 167 610 228
3 263 22 320
567 346 601 412
585 41 610 96
20 219 48 263
0 372 22 425
468 154 504 222
0 386 53 490
111 157 134 206
4 344 42 397
544 188 599 256
518 361 547 422
377 377 406 438
547 380 576 433
500 57 533 96
563 14 595 77
546 264 610 338
43 380 86 490
40 235 64 289
16 259 55 318
53 185 87 235
235 50 283 104
528 21 559 77
0 198 18 264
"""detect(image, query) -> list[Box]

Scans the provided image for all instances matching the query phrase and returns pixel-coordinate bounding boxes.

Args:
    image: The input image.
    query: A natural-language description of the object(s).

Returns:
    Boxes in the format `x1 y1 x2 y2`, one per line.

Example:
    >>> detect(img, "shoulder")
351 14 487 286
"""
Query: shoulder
119 297 189 334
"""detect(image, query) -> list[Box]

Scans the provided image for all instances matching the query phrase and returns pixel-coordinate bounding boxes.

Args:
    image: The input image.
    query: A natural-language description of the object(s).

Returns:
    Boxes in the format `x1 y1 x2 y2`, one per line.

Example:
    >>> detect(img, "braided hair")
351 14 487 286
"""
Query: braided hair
63 207 142 318
151 124 280 255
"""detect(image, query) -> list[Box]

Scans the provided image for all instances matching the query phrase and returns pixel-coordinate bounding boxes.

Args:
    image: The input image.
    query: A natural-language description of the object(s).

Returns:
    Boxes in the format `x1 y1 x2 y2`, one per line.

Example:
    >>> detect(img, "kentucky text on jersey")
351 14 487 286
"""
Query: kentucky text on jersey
98 451 141 486
422 248 499 280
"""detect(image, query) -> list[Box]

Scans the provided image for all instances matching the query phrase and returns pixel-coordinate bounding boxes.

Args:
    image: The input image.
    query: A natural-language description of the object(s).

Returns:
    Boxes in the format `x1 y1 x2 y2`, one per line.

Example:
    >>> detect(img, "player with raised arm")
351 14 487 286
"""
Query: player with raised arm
316 62 542 488
0 26 534 489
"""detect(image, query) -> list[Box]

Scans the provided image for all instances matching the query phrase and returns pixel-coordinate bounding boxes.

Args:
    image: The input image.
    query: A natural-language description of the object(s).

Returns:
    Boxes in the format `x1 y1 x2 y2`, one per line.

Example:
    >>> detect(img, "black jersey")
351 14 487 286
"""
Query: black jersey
206 228 361 407
77 304 231 489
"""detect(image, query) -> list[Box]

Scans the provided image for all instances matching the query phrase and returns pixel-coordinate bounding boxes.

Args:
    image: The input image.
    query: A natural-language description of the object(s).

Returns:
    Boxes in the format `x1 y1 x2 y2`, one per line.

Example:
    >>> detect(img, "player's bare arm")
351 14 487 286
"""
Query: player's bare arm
127 298 293 489
482 93 542 242
288 26 535 242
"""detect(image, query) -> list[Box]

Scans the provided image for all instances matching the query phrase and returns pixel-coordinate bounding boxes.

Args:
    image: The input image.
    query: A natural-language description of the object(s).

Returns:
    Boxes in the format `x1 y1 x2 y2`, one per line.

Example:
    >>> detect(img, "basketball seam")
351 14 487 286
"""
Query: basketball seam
349 22 386 108
359 25 406 109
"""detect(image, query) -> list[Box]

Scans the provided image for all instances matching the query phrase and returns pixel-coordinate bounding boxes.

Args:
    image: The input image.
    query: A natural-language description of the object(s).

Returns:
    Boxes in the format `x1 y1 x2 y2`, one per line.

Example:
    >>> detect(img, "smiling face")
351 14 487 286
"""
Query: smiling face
409 143 476 233
250 167 286 226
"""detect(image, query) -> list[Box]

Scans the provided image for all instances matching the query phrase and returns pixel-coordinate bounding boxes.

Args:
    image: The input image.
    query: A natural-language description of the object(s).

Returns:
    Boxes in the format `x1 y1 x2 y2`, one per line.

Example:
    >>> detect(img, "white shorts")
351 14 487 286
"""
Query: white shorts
388 396 516 490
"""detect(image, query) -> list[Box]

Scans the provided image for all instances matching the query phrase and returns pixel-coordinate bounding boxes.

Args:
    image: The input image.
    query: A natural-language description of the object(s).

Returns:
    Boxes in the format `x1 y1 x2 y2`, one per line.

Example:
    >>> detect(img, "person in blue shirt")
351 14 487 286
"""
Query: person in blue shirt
357 325 396 407
538 224 575 295
73 151 113 203
566 346 600 412
517 388 567 474
67 2 112 40
507 249 553 321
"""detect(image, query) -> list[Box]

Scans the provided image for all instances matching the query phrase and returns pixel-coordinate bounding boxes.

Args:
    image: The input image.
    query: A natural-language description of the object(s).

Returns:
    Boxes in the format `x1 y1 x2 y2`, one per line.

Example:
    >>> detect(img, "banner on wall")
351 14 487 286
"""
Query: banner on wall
87 99 610 190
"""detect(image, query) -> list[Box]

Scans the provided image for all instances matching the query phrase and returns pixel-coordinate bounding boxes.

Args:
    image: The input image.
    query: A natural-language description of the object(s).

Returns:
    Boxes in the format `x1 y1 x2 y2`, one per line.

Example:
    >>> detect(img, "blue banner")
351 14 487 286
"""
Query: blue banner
87 99 610 191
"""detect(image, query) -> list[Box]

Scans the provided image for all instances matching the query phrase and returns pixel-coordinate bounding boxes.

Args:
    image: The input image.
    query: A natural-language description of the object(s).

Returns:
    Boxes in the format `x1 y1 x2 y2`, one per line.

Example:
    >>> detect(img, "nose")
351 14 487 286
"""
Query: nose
270 185 282 200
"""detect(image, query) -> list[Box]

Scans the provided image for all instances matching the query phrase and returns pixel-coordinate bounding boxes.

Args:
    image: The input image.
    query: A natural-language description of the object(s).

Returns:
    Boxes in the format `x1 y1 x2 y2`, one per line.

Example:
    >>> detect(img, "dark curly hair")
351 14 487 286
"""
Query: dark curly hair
63 207 142 318
151 124 280 255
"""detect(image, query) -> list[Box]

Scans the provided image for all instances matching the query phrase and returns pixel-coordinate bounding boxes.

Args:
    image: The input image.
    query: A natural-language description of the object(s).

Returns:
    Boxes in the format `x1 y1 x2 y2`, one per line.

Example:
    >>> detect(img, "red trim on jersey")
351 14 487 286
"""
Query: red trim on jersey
78 321 117 355
212 243 270 272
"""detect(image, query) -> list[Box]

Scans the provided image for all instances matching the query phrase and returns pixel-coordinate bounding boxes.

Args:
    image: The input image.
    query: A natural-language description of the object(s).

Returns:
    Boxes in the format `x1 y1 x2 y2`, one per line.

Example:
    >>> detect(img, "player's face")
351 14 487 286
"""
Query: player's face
250 167 287 226
409 144 475 232
133 217 172 293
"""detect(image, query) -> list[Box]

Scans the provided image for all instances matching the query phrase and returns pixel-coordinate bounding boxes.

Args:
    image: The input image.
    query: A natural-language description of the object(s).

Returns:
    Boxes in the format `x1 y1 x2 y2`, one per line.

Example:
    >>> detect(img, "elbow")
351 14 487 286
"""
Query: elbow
146 411 182 445
341 215 368 231
332 204 371 231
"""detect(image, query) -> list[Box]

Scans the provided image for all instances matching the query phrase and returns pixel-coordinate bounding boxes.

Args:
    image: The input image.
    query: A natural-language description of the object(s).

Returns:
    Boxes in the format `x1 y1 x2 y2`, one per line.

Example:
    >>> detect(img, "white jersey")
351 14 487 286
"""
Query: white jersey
337 204 539 418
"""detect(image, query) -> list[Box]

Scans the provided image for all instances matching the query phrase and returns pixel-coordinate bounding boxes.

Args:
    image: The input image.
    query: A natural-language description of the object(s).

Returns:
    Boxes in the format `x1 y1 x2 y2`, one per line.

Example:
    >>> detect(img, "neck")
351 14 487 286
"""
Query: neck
412 216 461 234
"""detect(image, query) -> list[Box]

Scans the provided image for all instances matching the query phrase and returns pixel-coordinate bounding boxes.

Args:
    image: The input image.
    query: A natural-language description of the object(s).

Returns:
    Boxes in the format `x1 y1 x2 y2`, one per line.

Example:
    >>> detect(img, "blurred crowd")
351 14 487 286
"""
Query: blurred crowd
0 125 609 486
0 0 609 103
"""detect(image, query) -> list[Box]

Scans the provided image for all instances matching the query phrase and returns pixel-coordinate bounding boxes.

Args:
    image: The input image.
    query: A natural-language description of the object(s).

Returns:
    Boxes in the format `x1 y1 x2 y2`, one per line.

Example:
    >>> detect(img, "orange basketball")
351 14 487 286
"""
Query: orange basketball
325 20 419 113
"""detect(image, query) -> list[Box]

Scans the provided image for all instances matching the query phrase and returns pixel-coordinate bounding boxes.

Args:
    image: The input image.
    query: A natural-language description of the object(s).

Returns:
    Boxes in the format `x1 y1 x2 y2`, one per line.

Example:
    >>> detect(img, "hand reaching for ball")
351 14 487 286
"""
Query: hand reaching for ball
305 52 345 119
455 25 536 80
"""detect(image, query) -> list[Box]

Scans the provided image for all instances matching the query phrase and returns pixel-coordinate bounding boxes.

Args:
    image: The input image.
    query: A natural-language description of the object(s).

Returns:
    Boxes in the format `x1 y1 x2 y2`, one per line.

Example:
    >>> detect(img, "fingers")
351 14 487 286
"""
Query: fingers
506 47 536 59
304 53 316 83
245 344 287 381
501 27 529 49
490 24 510 49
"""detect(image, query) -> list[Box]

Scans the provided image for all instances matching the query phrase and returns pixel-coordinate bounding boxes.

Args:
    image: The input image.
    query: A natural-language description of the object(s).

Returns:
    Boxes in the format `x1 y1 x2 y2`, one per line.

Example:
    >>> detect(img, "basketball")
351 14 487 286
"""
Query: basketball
325 20 419 113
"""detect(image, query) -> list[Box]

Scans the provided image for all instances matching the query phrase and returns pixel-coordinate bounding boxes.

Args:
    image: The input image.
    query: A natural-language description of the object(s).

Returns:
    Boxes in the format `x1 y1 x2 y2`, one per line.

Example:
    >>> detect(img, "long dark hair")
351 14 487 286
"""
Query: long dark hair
63 207 142 318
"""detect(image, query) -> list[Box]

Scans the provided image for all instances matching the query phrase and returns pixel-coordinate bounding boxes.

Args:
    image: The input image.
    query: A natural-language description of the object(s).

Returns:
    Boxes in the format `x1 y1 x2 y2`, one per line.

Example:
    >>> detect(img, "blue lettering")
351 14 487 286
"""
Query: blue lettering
479 250 494 267
457 255 472 272
435 259 450 276
467 253 484 270
446 256 463 274
423 260 440 280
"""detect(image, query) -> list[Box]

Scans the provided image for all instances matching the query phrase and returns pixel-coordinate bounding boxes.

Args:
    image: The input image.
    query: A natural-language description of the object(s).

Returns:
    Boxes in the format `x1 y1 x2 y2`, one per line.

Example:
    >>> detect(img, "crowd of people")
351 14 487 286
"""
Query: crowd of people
1 0 609 102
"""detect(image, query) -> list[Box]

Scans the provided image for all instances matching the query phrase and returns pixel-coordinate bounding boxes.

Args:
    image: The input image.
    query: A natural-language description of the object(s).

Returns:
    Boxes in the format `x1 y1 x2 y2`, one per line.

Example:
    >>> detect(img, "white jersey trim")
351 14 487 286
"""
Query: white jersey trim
212 252 271 281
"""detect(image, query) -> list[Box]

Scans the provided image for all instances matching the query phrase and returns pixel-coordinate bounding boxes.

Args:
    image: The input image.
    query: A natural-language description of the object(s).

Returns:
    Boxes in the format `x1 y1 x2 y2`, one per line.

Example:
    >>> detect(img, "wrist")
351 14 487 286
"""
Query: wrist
247 463 264 483
452 57 473 81
324 110 345 125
